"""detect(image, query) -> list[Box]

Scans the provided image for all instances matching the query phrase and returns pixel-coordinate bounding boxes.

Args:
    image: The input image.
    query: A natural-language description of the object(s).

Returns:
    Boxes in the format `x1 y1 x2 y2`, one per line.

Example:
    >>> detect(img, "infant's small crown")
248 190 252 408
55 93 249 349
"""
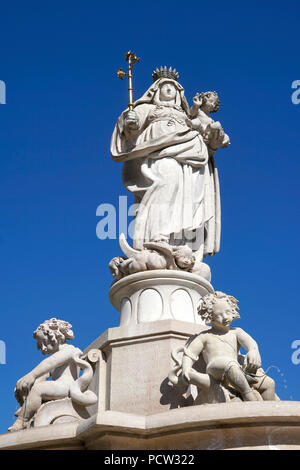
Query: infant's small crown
152 66 179 83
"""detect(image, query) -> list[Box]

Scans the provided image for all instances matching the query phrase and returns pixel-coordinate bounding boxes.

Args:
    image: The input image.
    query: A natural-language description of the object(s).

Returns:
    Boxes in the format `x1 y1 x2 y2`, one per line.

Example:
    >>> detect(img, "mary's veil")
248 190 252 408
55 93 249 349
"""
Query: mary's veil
133 78 190 115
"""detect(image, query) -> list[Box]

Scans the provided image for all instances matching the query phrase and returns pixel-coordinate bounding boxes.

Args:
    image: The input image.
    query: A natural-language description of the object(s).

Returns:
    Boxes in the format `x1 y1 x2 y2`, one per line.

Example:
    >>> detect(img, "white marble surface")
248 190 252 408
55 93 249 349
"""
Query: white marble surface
109 270 214 326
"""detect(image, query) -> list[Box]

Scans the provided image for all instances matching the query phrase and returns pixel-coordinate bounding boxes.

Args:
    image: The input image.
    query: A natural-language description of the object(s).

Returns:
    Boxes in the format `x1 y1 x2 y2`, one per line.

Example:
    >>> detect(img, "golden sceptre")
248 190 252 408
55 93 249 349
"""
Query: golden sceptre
117 51 141 111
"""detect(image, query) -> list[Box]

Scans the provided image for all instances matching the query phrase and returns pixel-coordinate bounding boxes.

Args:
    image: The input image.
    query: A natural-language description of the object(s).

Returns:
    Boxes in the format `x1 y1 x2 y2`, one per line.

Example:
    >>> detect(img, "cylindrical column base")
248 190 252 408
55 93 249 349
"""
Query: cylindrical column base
109 270 214 326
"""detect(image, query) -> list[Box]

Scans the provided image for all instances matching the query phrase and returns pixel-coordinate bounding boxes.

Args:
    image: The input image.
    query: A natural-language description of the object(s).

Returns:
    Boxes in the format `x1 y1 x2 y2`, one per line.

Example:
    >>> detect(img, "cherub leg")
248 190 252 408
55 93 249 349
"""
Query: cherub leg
8 380 70 432
23 380 70 421
225 363 258 401
186 369 211 391
253 373 276 400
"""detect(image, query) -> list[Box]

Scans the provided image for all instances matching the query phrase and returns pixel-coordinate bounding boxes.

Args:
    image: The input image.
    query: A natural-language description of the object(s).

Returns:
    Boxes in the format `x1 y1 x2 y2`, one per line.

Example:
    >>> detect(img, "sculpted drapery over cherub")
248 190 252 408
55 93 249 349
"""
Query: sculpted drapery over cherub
111 66 230 263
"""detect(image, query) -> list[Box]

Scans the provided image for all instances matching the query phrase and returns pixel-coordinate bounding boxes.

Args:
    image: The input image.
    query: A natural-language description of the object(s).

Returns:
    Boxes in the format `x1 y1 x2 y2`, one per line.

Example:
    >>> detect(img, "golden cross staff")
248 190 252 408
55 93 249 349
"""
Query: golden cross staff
117 51 141 111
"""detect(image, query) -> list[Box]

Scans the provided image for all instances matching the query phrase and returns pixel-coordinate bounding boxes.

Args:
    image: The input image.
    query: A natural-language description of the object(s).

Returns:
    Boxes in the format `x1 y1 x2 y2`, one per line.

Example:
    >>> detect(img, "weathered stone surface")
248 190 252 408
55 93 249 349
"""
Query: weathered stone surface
111 71 229 259
1 402 300 450
169 292 277 404
8 318 97 432
109 270 213 326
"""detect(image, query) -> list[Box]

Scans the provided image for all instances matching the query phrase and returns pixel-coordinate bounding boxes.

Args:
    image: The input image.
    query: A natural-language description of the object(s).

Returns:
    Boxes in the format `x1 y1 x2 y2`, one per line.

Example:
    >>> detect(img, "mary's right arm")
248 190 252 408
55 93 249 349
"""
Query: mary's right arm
110 104 152 162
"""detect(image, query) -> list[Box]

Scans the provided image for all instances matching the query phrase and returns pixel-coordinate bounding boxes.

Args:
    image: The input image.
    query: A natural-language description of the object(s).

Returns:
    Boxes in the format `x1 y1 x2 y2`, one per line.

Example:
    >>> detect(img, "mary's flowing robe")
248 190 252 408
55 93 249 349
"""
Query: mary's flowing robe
110 79 221 260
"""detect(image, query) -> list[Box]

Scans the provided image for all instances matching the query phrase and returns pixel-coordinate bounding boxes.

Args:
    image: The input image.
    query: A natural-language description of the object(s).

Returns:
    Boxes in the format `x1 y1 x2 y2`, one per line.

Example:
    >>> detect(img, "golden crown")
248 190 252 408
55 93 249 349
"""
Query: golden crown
152 66 179 82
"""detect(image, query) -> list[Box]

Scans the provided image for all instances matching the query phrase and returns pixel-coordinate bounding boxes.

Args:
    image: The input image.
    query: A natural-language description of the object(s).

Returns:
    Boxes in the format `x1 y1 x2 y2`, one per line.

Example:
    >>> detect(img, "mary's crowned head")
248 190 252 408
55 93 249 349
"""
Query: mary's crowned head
133 66 190 114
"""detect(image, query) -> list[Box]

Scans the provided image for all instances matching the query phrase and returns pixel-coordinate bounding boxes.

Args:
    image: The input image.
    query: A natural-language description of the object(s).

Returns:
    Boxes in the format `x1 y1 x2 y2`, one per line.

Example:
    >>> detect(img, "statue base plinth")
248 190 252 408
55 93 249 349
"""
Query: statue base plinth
1 401 300 450
2 321 300 450
33 397 90 427
109 270 214 326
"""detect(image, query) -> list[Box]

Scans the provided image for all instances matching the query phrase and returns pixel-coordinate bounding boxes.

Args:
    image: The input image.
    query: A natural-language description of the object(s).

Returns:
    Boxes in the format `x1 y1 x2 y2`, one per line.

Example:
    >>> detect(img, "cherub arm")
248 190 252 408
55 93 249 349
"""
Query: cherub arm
236 328 261 374
15 347 77 395
189 93 202 118
182 335 204 382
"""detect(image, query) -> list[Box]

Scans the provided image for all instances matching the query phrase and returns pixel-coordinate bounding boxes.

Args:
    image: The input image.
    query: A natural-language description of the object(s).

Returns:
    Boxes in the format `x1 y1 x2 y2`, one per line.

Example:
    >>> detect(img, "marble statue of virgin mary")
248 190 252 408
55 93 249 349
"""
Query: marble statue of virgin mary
110 68 221 261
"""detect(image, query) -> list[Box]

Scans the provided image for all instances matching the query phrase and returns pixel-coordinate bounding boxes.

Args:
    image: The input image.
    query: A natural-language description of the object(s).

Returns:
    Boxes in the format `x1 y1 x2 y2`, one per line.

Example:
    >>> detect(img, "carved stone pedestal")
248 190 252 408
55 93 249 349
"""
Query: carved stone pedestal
109 270 214 326
1 320 300 450
33 398 90 427
86 320 201 416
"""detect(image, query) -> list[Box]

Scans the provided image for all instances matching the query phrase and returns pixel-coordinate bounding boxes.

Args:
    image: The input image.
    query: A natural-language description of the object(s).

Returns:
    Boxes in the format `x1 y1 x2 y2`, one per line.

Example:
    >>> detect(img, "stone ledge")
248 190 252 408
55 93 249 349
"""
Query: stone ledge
109 270 213 298
81 401 300 435
0 422 81 450
81 401 300 450
84 319 203 353
2 401 300 450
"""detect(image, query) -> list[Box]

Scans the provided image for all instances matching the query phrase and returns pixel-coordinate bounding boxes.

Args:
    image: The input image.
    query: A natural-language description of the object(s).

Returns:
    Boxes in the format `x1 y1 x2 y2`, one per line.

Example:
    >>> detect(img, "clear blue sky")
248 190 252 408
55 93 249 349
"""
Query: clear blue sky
0 1 300 433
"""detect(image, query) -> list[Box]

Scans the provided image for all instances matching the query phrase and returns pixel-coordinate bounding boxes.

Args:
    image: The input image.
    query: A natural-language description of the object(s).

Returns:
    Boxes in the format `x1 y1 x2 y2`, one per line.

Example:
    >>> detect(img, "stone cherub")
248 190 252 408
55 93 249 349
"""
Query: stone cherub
9 318 97 432
109 234 211 281
168 291 276 403
187 91 230 156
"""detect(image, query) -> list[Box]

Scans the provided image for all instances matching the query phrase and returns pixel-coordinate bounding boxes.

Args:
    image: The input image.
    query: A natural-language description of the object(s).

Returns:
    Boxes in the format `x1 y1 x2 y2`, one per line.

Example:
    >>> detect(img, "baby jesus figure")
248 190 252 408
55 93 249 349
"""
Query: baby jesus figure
187 91 230 156
174 291 276 402
9 318 97 432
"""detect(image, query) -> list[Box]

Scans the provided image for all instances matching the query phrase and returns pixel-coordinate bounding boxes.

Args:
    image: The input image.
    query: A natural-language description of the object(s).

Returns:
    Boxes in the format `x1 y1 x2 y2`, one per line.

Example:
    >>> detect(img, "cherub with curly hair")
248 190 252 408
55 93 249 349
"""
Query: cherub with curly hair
176 291 276 402
9 318 97 432
187 91 230 156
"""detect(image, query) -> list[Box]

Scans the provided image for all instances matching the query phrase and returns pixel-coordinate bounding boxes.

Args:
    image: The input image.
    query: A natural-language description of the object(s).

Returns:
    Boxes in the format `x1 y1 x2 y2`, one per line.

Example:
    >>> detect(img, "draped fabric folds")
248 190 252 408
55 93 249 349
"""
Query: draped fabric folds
110 78 221 259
